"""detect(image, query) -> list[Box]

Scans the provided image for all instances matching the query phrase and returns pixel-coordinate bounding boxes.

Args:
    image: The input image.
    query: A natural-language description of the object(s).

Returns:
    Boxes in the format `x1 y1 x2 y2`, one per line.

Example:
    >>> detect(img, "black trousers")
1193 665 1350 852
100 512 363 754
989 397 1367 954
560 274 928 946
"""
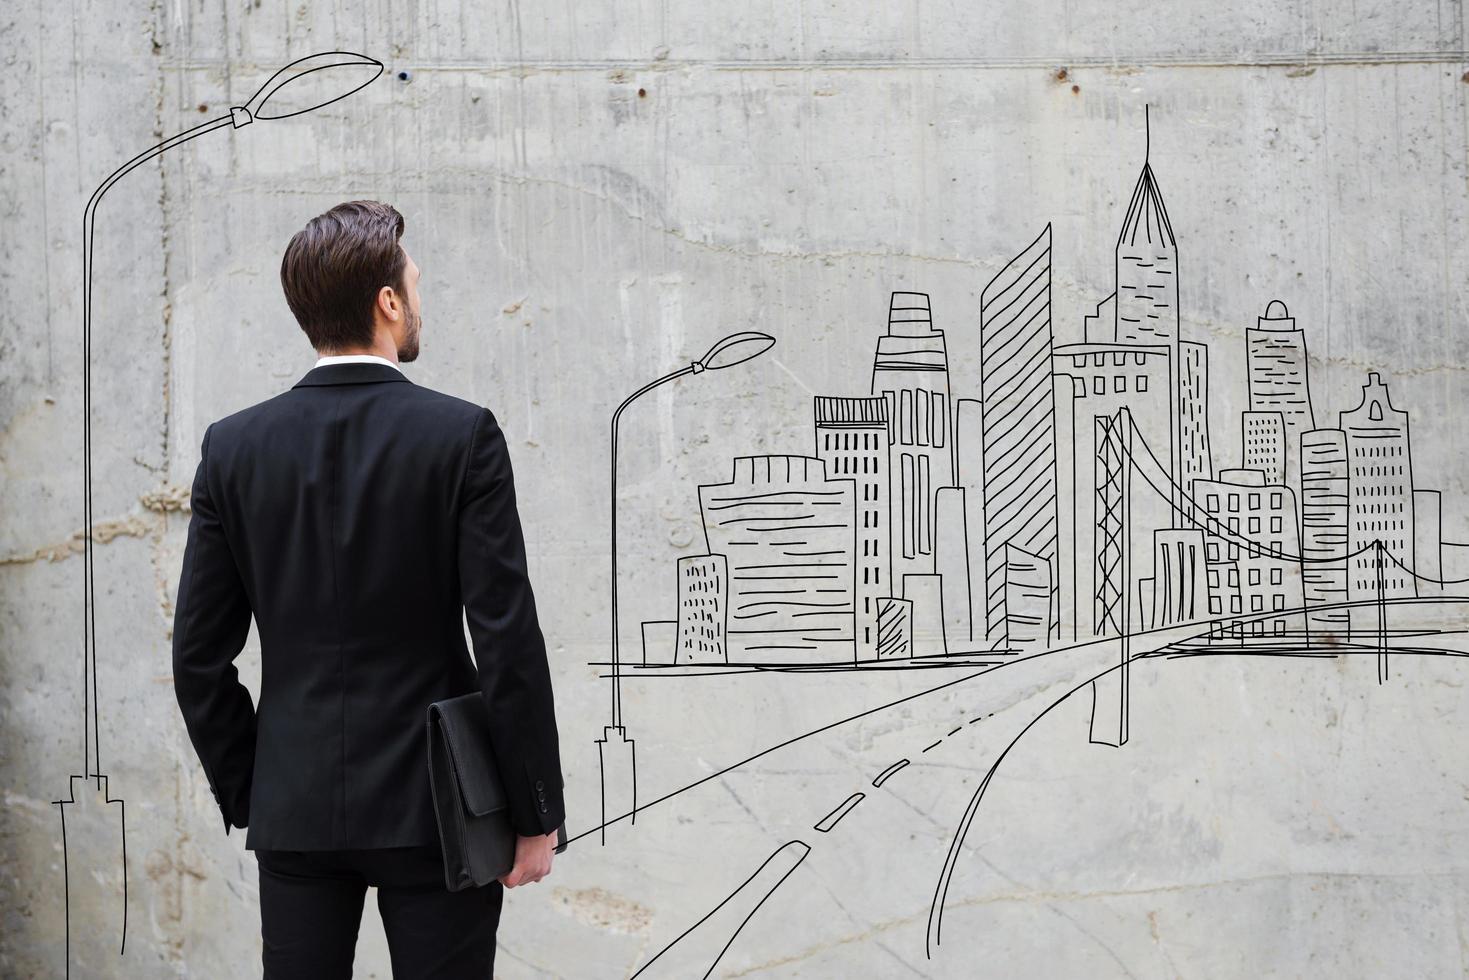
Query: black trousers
254 843 503 979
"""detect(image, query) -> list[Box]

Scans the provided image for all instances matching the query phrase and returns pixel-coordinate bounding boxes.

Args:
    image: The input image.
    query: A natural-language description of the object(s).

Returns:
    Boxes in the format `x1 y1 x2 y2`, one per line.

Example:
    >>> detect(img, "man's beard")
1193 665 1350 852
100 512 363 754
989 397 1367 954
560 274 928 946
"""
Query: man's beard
398 305 421 362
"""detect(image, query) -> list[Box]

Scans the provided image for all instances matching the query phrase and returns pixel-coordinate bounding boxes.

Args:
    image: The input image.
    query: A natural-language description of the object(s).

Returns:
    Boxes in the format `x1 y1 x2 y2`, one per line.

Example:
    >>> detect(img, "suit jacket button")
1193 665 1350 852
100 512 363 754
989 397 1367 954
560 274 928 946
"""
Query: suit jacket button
535 779 544 791
539 803 548 813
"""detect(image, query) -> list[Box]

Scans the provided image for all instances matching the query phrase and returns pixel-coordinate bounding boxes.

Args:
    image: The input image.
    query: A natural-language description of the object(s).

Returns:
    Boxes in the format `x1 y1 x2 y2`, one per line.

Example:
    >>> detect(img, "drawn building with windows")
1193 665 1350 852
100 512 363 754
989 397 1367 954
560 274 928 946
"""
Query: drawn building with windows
814 396 891 660
675 555 728 663
870 291 953 583
978 224 1059 649
1300 428 1351 638
1179 341 1214 500
1242 410 1286 486
1194 468 1304 637
1340 372 1416 616
1247 300 1315 496
697 456 857 664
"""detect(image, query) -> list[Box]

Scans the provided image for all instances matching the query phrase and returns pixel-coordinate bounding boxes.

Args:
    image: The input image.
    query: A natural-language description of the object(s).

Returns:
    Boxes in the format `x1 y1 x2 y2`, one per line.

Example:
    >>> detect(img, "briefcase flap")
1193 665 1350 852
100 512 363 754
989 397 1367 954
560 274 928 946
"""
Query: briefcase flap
428 693 507 818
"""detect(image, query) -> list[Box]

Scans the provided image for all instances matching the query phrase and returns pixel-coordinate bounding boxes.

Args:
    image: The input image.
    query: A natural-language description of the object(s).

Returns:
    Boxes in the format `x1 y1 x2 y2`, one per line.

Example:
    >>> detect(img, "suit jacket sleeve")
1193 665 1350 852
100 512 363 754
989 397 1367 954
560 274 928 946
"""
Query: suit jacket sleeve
172 421 257 835
458 407 566 837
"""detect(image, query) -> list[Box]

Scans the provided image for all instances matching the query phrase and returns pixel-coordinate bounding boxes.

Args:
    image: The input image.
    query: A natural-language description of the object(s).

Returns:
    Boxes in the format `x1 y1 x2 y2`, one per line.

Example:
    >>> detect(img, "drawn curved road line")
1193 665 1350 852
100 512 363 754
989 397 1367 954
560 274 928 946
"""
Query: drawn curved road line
632 840 811 979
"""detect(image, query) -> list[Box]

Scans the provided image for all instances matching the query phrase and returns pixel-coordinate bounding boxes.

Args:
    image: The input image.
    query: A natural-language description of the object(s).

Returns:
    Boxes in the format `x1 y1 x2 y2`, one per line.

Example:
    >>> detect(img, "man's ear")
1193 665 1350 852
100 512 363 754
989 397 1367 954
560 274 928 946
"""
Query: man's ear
376 284 400 322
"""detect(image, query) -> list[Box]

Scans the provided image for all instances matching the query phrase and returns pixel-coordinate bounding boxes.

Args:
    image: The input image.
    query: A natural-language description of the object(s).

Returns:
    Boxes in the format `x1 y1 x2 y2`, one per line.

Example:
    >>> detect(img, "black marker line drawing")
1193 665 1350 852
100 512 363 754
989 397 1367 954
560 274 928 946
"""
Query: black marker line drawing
631 840 811 978
587 104 1469 974
49 51 381 977
813 793 864 833
600 331 775 843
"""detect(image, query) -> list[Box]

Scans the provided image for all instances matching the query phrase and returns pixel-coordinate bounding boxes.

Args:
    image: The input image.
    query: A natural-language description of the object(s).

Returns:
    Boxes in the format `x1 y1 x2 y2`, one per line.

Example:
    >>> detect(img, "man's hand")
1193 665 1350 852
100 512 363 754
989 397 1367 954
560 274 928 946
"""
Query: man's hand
499 830 558 888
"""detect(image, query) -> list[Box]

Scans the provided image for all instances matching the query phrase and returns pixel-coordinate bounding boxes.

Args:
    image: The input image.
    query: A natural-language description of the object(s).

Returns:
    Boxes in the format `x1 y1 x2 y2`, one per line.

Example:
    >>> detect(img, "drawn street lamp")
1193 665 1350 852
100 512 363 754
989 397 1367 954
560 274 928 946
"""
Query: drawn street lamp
53 52 382 973
597 330 776 843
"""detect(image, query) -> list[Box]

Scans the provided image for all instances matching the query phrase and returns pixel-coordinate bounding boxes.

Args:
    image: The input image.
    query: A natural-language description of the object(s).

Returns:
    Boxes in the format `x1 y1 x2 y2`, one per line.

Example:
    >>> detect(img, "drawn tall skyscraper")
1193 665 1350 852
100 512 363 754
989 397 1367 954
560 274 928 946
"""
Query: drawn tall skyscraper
814 396 891 659
978 224 1059 647
1341 373 1416 616
1178 341 1213 495
871 291 953 582
1114 114 1179 351
1247 300 1315 496
1300 428 1351 638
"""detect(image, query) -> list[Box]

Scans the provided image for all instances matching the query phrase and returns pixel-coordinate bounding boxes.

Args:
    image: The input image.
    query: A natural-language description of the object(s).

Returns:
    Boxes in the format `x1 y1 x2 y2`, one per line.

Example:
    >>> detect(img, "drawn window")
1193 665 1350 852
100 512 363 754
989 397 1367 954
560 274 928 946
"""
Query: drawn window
1271 492 1282 509
1207 493 1220 512
1112 352 1126 367
1134 352 1146 366
1208 568 1219 588
1207 541 1220 563
1093 353 1105 368
1092 376 1105 395
1073 355 1086 369
1248 568 1261 586
933 392 946 448
1270 567 1282 585
1270 516 1282 534
1251 595 1263 612
1209 597 1222 615
1073 377 1087 398
1228 543 1239 561
901 454 915 559
901 389 914 444
1273 594 1285 612
1230 596 1241 614
916 388 930 446
1228 493 1240 512
1248 492 1260 510
1114 375 1127 392
1247 516 1260 534
918 454 932 555
1228 516 1240 535
1137 375 1148 392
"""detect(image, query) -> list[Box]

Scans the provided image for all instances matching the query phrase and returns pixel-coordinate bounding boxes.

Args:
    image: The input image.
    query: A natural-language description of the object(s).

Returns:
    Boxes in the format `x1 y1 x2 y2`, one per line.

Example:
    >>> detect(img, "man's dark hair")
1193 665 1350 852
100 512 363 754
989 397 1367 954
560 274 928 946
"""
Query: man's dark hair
280 200 407 352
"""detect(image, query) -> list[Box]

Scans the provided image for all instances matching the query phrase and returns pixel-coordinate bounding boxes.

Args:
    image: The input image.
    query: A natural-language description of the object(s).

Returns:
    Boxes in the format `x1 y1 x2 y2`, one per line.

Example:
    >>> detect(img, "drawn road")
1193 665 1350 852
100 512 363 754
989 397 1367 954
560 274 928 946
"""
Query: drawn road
628 597 1469 977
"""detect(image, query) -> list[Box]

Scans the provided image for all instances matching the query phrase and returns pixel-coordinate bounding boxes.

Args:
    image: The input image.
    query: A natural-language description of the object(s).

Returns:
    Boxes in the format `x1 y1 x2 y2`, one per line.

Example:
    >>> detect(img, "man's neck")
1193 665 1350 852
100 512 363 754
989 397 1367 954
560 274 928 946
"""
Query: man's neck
316 347 399 363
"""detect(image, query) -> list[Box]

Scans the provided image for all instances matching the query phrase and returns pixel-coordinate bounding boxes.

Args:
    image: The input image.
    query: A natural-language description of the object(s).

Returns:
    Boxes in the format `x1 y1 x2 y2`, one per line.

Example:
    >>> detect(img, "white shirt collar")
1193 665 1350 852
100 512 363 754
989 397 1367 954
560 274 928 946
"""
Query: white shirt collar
313 353 405 375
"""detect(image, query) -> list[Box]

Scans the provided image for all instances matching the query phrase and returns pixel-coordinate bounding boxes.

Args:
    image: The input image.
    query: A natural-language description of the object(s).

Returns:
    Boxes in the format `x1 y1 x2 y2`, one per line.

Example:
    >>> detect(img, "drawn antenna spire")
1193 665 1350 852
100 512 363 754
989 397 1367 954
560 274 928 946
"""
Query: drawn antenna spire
1117 105 1175 249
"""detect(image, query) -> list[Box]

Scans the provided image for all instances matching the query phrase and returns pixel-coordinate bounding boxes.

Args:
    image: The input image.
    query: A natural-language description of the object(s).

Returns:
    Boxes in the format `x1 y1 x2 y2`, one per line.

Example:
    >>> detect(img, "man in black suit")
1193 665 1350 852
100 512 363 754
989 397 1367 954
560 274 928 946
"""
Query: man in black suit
171 200 565 978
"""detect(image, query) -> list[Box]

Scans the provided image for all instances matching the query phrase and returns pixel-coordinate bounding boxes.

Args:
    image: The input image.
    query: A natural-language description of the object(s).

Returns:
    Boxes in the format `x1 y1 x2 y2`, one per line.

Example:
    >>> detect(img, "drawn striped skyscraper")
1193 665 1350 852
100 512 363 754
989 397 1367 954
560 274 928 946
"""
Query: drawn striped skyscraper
870 292 953 583
978 225 1059 647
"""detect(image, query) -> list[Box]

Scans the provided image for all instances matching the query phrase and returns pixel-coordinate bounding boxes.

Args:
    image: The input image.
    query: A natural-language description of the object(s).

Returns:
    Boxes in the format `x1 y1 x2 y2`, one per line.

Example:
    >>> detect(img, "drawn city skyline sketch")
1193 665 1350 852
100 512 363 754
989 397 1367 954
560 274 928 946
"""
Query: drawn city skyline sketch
588 106 1469 974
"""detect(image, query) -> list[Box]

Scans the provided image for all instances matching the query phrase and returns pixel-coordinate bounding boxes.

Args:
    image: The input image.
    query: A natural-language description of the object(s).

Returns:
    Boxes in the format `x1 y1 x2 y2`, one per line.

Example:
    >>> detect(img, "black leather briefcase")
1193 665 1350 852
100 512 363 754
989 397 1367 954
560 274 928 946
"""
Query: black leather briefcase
426 692 567 892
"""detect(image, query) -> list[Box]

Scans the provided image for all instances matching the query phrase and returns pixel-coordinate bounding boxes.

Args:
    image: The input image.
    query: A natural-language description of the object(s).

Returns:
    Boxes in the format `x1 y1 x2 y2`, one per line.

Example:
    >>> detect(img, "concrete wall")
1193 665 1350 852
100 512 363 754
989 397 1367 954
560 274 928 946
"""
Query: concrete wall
3 1 1468 976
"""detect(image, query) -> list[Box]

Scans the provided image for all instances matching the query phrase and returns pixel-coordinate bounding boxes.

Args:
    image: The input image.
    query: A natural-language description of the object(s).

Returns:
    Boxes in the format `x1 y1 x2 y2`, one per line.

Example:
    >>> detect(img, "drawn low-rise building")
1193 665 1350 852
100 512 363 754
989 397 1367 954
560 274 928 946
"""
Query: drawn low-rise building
1151 528 1208 628
1194 468 1304 638
675 555 728 663
876 597 913 660
1415 488 1442 598
698 455 857 664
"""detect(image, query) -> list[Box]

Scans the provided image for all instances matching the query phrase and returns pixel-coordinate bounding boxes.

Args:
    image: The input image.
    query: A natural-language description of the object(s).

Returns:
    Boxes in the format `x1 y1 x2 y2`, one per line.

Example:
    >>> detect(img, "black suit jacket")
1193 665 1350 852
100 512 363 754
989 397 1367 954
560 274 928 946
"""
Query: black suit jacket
171 360 565 850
